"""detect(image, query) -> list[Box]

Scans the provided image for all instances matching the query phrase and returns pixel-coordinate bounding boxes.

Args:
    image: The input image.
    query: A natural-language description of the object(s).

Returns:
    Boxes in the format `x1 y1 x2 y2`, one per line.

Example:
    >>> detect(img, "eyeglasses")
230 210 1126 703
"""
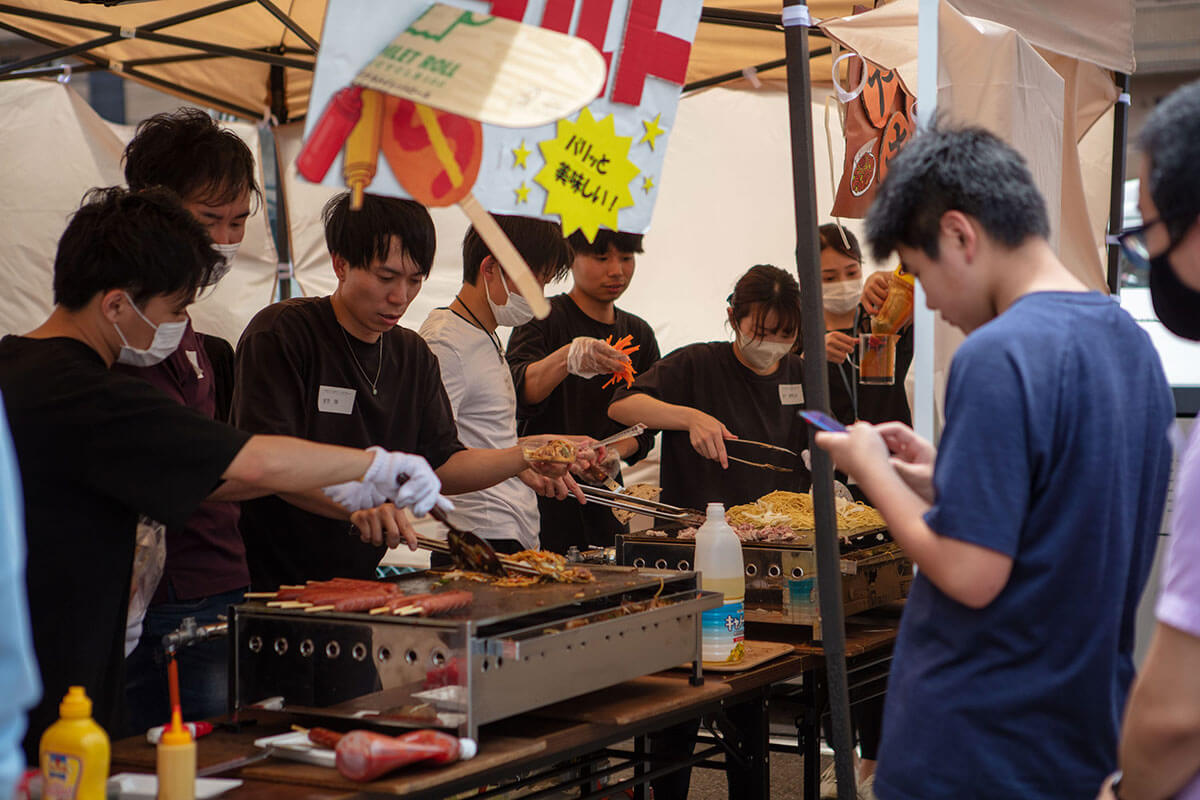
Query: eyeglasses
1116 218 1163 270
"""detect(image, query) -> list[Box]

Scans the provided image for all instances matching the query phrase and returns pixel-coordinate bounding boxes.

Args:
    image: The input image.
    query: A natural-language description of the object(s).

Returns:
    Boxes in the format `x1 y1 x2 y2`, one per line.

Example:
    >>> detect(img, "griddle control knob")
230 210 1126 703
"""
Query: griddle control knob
767 564 782 578
633 557 646 568
745 563 758 577
791 567 805 579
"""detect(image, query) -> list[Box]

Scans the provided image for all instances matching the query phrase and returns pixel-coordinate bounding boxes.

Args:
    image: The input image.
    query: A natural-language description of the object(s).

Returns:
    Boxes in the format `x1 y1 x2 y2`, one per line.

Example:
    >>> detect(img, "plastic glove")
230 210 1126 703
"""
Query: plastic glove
361 446 455 517
567 336 630 379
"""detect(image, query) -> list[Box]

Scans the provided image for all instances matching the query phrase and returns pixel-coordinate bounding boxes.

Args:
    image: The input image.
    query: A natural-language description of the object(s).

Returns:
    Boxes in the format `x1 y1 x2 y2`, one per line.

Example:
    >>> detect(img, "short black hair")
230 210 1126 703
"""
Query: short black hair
54 186 221 311
567 229 644 257
818 223 863 263
123 107 261 208
728 264 802 342
1139 79 1200 243
322 192 436 275
865 125 1050 262
462 215 571 284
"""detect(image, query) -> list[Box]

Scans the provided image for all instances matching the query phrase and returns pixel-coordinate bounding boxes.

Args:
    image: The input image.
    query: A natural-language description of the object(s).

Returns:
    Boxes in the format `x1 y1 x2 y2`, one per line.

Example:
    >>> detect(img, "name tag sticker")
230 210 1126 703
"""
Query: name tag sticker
318 385 356 415
779 384 805 405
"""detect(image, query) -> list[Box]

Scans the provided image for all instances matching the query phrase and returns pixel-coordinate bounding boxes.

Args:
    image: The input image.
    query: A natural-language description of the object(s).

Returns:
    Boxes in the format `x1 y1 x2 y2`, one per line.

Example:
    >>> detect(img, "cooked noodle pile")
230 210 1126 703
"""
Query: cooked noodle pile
726 490 884 534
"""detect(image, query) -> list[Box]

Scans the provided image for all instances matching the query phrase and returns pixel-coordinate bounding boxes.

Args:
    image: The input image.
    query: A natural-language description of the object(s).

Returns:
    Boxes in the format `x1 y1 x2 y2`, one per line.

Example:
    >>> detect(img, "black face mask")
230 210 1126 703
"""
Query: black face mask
1150 251 1200 341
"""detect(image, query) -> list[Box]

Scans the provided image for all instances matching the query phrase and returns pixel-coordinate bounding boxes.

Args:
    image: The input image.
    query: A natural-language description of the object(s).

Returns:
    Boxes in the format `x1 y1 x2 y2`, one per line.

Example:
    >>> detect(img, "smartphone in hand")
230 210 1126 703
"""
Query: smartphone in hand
799 410 847 433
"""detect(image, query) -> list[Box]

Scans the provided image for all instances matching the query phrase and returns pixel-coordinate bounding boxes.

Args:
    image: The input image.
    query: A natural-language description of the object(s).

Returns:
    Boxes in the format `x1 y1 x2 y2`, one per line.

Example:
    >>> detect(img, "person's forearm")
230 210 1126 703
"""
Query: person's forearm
520 345 570 404
609 394 693 431
222 435 373 493
614 436 640 460
854 460 1008 608
437 447 526 494
1120 629 1200 800
279 489 354 520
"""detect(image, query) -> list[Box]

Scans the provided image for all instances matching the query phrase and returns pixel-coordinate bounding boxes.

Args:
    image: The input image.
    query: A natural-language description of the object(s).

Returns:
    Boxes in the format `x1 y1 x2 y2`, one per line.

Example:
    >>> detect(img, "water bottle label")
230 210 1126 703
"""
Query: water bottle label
701 602 745 663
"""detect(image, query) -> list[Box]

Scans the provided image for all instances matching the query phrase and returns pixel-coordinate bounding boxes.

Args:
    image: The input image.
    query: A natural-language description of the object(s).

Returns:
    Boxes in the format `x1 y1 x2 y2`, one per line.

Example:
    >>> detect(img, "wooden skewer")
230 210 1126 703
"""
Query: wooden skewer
267 600 311 608
280 584 306 590
368 606 394 615
290 724 309 734
393 605 421 616
305 605 335 613
244 592 279 599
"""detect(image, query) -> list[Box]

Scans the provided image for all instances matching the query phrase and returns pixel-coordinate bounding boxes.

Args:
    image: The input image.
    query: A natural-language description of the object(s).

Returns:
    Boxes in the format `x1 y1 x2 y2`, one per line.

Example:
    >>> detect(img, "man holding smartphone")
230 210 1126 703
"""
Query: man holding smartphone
816 127 1173 799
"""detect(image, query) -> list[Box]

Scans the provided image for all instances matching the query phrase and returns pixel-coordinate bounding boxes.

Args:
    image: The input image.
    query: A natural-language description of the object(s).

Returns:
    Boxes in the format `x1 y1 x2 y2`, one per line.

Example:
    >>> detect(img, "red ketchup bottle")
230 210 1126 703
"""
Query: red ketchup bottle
295 86 364 183
335 729 477 782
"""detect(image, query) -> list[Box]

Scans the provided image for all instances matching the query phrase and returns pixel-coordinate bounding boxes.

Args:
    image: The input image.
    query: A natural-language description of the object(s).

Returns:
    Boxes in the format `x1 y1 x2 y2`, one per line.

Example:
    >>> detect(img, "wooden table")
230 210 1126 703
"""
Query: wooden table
752 604 903 800
111 654 809 799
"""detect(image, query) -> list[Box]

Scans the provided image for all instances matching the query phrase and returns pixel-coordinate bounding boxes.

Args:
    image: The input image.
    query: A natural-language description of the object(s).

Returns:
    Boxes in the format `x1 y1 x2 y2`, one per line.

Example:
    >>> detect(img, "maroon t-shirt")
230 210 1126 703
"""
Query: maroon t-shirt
113 319 249 601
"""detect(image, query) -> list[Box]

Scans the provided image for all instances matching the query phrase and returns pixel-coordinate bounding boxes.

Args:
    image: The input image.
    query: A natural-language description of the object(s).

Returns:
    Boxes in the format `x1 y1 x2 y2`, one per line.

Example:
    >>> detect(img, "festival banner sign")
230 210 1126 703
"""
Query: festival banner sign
304 0 704 243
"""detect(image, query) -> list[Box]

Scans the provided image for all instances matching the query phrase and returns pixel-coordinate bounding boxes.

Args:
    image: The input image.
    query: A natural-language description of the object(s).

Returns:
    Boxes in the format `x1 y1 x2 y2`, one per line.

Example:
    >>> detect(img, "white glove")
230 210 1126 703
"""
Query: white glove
361 446 455 517
322 479 389 512
567 336 629 379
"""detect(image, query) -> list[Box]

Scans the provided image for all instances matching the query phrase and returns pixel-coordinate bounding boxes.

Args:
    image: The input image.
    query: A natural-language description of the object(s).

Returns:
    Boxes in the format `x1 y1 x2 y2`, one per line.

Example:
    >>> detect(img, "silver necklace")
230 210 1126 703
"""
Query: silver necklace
340 326 383 396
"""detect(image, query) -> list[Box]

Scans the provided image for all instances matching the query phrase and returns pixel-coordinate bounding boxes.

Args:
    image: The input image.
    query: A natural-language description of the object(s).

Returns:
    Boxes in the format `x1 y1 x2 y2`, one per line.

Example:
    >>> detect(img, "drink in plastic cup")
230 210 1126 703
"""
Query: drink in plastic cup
859 333 897 386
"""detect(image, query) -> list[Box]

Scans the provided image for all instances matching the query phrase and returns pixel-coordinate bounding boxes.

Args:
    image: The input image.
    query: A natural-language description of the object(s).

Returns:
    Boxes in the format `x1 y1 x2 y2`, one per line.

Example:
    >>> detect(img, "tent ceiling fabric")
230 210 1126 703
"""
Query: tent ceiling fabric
0 1 1131 123
0 0 323 120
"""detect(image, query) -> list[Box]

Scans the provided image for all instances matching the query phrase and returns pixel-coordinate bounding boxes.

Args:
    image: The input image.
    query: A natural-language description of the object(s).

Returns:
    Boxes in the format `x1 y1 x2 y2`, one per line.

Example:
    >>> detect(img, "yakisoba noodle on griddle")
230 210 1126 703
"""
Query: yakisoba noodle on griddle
727 490 884 534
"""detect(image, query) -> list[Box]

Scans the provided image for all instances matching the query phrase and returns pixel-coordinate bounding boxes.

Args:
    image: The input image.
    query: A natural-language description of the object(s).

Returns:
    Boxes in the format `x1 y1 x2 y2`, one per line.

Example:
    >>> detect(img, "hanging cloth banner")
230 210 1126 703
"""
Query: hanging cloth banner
305 0 704 241
830 53 916 219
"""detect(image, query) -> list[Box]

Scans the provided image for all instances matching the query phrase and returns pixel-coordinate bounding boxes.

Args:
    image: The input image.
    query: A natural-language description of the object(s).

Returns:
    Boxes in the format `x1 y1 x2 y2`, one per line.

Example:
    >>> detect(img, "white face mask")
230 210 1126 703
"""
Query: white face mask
207 241 240 285
735 329 795 372
485 274 535 328
114 292 188 367
823 277 862 315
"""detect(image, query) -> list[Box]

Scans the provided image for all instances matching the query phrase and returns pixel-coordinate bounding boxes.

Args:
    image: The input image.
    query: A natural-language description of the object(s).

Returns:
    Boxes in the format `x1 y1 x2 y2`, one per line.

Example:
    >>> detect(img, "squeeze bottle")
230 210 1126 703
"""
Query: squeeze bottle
156 708 196 800
694 503 746 664
335 729 478 782
39 686 110 800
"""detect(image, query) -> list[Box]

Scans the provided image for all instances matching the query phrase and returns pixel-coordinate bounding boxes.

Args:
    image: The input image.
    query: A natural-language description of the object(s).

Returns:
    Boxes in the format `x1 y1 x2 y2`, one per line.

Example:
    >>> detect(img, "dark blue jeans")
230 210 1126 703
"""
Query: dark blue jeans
124 586 245 737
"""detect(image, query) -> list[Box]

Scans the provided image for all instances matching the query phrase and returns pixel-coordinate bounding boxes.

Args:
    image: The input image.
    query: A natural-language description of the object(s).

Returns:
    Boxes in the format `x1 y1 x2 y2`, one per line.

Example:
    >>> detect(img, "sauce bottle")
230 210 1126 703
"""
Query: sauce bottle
694 503 746 665
335 729 477 782
39 686 109 800
155 708 195 800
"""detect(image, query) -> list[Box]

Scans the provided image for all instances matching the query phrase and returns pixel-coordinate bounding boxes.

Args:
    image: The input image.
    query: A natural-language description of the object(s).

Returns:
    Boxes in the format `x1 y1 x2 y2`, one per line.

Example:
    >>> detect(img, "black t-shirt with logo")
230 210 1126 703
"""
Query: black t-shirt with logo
612 342 811 512
0 335 250 761
233 297 464 588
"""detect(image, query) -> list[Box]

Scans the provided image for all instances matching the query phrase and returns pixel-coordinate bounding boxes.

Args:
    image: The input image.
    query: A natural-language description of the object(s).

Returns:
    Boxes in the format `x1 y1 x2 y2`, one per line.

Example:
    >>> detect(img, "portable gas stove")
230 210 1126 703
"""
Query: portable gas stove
230 566 720 739
616 528 911 639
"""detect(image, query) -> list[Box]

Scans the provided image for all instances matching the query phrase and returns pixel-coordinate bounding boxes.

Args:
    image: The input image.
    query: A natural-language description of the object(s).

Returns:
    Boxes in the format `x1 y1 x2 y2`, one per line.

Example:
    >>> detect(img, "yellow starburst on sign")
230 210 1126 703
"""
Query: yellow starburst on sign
642 176 655 194
534 107 639 242
514 181 530 204
512 140 531 169
640 114 666 150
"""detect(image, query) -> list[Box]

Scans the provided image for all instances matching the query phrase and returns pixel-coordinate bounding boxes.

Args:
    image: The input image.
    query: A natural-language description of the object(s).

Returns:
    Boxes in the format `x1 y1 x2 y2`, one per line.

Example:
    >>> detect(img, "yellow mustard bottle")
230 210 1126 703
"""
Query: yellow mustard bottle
39 686 110 800
155 708 196 800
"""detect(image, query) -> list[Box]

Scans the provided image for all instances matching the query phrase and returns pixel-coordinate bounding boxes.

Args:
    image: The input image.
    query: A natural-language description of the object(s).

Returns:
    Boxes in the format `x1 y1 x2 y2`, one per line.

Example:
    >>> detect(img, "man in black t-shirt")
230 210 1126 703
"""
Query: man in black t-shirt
507 230 660 553
1 188 451 761
234 193 592 587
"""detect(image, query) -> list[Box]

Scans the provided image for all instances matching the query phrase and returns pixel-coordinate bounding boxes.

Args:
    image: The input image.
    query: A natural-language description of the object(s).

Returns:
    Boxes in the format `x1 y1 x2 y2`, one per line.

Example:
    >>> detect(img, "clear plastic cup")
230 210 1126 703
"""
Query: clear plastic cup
859 333 898 386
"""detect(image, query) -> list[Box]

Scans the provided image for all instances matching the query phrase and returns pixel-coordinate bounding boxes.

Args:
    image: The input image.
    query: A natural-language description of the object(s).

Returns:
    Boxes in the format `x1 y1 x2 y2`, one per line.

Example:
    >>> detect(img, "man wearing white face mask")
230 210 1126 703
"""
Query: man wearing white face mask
419 216 592 554
115 108 262 737
0 187 453 762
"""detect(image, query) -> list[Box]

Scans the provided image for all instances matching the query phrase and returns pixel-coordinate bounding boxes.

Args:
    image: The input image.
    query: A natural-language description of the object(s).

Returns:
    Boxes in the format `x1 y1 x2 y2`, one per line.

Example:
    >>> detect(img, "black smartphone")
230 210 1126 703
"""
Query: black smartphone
799 410 847 433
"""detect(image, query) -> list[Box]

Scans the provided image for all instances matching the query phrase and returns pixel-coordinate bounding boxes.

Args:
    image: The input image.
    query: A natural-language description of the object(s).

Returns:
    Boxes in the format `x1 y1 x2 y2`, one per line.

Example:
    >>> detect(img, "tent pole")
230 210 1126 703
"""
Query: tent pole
1106 73 1131 295
911 0 939 444
782 3 856 799
255 0 320 52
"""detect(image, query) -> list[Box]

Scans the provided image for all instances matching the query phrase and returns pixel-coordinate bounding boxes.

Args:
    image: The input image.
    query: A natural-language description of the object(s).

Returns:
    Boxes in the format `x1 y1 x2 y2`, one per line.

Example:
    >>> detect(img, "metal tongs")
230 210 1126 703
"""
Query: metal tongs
725 439 797 472
416 507 542 577
577 484 707 526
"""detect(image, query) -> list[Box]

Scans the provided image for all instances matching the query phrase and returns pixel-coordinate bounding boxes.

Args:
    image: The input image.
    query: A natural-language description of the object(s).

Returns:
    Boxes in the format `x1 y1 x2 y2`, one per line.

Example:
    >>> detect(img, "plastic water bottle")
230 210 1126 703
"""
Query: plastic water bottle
694 503 745 664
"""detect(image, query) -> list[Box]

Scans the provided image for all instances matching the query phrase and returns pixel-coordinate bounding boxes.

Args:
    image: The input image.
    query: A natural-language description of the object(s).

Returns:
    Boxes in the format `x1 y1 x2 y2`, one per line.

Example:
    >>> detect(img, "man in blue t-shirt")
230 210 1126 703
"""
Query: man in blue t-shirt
816 127 1174 800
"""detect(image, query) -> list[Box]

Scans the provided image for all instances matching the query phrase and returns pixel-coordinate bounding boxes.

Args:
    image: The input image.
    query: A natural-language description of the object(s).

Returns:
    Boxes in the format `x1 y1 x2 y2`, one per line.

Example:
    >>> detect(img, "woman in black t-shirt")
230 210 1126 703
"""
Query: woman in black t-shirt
609 264 810 511
820 223 913 428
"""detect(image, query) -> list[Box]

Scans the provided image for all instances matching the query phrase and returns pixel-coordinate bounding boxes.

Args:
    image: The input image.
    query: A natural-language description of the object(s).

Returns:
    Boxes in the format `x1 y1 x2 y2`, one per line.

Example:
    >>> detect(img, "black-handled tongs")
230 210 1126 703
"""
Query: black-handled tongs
578 485 707 526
